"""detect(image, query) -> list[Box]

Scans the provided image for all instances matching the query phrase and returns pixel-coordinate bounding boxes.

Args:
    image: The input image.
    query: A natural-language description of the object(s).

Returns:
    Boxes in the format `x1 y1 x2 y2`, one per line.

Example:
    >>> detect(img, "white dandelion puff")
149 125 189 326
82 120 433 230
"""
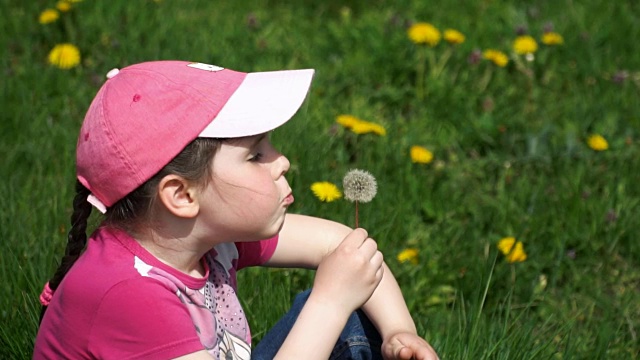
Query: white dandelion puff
343 169 377 203
342 169 377 227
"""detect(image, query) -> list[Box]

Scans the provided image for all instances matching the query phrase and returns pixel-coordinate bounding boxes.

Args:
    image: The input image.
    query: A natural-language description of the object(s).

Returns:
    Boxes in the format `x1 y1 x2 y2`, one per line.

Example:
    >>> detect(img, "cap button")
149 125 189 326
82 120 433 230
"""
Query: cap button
106 68 120 79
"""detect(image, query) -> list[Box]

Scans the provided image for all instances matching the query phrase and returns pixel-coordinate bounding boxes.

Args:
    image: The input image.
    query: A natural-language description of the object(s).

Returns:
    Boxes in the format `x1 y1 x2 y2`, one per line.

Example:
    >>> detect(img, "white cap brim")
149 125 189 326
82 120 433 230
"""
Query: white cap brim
199 69 315 138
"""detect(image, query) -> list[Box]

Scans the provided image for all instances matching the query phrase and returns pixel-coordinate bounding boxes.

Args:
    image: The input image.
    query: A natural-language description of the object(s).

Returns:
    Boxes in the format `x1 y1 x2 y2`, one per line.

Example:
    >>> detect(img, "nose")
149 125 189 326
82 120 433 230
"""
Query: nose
273 153 290 179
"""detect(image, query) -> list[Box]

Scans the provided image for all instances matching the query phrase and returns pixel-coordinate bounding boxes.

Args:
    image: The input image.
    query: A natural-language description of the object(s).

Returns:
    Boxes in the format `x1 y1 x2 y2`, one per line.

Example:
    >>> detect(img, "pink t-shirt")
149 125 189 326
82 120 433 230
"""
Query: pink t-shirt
33 227 278 360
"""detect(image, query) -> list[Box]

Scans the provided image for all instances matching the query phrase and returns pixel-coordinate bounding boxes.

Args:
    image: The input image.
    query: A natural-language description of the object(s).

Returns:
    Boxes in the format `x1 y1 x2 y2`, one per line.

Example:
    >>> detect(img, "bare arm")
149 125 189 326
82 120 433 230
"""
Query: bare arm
267 215 383 359
266 214 350 268
362 263 438 360
267 214 438 360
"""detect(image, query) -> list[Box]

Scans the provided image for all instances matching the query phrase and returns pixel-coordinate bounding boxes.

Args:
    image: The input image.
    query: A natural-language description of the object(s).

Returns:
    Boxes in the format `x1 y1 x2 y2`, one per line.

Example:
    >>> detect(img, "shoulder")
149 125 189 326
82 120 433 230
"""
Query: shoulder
37 276 202 359
89 277 204 358
92 276 193 329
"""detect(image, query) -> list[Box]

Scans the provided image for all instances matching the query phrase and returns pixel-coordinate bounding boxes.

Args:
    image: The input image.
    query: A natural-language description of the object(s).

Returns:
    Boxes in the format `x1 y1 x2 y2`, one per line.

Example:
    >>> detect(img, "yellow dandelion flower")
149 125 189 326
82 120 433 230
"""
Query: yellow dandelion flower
39 9 59 24
407 22 441 47
506 241 527 263
444 29 465 44
336 114 363 128
350 122 373 135
56 1 72 12
513 35 538 55
541 32 564 46
310 182 342 202
364 122 386 136
587 134 609 151
483 49 509 67
397 248 419 265
350 121 386 136
497 237 516 255
410 145 434 164
497 237 527 263
336 114 386 136
47 43 81 69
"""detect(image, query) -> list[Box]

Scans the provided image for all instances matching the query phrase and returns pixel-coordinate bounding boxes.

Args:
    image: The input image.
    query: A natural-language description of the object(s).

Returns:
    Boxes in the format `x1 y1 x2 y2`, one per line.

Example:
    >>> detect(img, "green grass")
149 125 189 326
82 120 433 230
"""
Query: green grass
2 0 639 358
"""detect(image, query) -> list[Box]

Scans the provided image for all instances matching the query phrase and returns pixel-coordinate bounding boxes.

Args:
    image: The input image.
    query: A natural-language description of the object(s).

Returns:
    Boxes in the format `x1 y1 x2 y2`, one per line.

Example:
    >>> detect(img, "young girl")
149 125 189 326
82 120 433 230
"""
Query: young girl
33 61 438 360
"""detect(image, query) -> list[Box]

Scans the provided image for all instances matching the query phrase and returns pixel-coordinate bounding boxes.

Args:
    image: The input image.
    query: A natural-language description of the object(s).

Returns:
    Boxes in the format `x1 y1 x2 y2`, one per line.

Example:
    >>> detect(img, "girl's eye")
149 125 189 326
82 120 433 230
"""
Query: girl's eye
249 152 263 162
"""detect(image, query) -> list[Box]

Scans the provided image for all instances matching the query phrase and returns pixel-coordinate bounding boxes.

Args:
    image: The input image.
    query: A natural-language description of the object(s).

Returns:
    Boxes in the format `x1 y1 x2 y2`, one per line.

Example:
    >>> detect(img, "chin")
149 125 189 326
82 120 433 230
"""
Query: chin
247 212 287 240
266 214 287 237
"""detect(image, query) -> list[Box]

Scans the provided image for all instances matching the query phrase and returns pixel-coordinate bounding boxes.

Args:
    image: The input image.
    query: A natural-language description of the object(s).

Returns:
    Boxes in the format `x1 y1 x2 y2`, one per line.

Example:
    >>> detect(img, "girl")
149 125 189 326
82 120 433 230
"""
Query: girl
33 61 438 360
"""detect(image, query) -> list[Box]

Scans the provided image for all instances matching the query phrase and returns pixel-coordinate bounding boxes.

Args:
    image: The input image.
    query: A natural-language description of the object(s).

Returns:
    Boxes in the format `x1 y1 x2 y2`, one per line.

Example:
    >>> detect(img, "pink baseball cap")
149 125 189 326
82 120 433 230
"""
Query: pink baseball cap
76 61 315 211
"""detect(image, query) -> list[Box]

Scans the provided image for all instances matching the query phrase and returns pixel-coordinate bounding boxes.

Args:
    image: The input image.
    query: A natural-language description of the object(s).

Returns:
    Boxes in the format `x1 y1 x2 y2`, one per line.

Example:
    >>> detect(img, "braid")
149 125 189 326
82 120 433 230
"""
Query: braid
40 180 92 323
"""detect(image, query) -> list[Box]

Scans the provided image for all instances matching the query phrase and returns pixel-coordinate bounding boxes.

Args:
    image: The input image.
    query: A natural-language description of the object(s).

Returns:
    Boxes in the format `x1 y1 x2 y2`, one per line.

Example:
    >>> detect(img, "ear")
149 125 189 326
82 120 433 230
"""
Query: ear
157 175 199 218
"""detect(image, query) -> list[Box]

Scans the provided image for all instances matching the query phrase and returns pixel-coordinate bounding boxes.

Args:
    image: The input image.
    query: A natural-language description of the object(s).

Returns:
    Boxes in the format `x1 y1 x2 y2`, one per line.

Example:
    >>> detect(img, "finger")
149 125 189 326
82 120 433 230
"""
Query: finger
415 345 439 360
375 263 384 283
358 238 378 258
395 346 414 359
370 249 384 268
340 228 369 249
405 343 438 360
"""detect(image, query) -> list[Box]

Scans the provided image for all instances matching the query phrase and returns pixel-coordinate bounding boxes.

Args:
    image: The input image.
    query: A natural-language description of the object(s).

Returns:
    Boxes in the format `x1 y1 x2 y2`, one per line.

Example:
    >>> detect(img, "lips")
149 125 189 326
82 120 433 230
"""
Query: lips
283 192 294 205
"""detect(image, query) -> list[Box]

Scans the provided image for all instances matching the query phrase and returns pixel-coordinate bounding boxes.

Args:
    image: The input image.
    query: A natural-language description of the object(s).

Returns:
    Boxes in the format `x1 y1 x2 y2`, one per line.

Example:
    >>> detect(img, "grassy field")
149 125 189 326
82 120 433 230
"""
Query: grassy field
2 0 639 358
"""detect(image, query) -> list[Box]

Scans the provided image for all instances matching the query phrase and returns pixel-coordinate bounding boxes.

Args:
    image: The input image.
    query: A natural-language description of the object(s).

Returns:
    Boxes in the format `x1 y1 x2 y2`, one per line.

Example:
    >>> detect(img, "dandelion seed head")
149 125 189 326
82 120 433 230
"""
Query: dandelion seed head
343 169 377 203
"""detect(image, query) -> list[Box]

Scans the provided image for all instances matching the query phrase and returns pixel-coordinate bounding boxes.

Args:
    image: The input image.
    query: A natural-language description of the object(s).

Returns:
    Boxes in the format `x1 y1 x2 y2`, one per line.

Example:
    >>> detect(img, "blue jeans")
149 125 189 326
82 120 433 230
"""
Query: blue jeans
252 290 383 359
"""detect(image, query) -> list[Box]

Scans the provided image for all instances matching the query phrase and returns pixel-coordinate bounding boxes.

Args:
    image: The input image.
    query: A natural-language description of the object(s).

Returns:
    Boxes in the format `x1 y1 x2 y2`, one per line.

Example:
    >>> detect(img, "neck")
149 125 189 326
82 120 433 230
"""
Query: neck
136 234 208 278
132 206 227 277
132 213 212 278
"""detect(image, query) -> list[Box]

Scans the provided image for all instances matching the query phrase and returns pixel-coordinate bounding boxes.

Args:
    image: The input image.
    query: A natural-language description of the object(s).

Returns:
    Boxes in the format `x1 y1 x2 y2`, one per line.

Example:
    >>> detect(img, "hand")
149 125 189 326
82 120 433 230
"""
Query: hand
382 332 439 360
311 228 384 315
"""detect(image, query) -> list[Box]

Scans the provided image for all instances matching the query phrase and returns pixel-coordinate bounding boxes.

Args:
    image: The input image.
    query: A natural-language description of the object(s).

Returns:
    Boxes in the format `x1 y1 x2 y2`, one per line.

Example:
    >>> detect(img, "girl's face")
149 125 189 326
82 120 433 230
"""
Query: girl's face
198 133 294 242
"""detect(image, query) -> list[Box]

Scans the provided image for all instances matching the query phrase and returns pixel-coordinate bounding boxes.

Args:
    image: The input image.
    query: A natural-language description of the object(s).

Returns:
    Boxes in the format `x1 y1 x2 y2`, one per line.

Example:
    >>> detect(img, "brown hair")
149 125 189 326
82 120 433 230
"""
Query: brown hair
39 138 221 323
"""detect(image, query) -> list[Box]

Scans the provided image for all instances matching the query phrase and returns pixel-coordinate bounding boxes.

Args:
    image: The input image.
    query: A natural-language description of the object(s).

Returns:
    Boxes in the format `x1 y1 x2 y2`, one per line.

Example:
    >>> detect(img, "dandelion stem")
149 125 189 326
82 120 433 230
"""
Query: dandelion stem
433 47 452 78
355 201 359 228
62 12 77 44
416 47 426 101
478 66 493 93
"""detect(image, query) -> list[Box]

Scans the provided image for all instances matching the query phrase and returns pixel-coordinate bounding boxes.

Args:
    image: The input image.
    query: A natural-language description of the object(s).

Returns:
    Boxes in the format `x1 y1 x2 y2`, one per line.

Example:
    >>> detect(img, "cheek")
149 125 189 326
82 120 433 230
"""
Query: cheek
212 175 279 206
